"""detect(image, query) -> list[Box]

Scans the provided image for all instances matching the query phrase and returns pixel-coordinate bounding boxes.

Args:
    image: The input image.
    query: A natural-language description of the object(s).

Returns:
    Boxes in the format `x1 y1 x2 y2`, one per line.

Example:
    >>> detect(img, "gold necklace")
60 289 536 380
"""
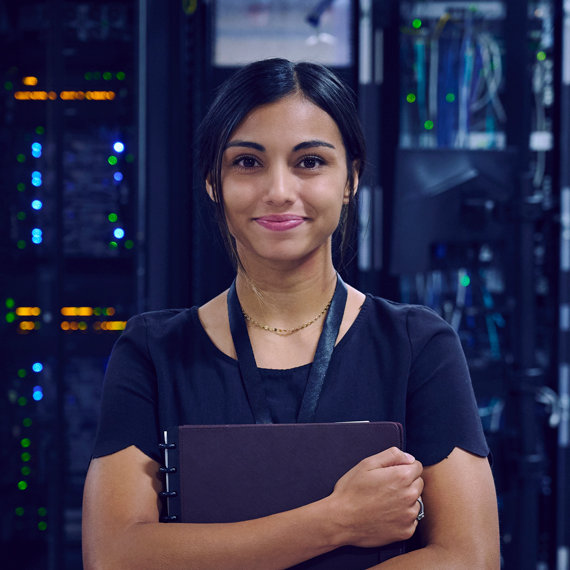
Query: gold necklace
241 298 333 336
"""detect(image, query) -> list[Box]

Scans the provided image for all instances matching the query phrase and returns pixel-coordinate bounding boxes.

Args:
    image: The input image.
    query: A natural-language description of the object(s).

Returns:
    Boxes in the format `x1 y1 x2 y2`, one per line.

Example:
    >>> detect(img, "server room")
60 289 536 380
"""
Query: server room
1 1 569 569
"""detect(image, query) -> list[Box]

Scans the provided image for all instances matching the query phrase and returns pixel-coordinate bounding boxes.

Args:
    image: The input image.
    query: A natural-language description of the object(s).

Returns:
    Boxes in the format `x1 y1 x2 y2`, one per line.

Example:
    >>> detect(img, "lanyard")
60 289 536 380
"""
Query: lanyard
227 274 348 424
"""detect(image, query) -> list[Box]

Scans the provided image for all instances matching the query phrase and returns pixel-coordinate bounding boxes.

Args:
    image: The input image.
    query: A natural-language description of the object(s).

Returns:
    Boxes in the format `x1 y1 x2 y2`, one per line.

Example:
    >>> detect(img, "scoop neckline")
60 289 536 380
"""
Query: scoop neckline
191 294 373 372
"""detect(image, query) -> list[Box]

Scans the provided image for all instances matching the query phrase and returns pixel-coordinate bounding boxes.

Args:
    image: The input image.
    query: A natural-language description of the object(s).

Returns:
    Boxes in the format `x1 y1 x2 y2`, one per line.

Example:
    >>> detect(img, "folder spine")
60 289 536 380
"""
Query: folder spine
158 428 181 522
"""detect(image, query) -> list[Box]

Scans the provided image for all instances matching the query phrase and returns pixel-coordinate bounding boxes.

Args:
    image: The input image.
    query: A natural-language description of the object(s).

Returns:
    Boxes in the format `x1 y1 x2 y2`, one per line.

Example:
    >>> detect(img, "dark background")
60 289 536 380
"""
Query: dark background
1 1 568 568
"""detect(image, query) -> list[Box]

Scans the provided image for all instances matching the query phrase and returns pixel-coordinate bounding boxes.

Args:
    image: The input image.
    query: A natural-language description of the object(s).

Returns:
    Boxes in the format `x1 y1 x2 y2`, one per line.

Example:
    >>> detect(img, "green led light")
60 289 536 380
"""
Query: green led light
108 155 118 166
84 72 92 80
6 297 15 309
109 241 118 249
38 507 47 517
93 307 102 316
116 71 126 80
18 396 28 407
35 126 45 135
93 72 101 80
461 274 471 287
15 507 25 517
38 521 47 531
21 438 31 448
17 182 26 192
412 18 422 29
17 211 26 221
16 153 26 163
126 153 134 163
4 80 14 91
108 213 118 223
406 93 416 103
17 481 28 491
18 369 27 378
125 239 134 250
6 312 15 323
17 240 26 250
103 71 112 80
23 417 32 427
537 51 546 61
21 466 31 476
21 452 31 462
424 120 434 130
445 93 456 103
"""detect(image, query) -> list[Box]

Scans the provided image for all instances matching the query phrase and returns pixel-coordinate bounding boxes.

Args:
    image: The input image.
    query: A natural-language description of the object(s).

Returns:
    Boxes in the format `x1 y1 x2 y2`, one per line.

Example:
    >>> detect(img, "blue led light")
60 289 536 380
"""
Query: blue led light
113 172 124 182
31 228 43 244
31 142 42 158
113 142 125 153
32 386 43 402
113 227 125 239
31 171 42 187
31 200 43 210
32 362 44 373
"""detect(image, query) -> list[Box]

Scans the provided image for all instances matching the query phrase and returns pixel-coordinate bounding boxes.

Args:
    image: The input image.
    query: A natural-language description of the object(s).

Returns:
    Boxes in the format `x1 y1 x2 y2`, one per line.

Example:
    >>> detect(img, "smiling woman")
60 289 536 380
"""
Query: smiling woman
82 59 500 570
216 93 353 269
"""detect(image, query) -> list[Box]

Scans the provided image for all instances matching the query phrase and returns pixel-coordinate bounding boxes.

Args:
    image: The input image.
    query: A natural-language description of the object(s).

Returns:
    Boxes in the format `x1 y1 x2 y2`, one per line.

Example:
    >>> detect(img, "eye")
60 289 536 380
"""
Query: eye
233 155 261 169
297 155 325 169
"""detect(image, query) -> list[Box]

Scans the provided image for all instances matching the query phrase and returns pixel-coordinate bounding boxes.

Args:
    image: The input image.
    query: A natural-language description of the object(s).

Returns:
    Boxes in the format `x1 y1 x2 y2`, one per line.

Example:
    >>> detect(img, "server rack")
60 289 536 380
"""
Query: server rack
360 1 562 568
1 1 138 567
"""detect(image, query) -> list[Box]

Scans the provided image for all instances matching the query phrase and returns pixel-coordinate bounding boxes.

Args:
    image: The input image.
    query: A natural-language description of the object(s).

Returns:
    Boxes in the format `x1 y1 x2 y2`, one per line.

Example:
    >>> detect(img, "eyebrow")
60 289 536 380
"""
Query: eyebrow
224 139 336 152
293 140 336 152
225 140 265 151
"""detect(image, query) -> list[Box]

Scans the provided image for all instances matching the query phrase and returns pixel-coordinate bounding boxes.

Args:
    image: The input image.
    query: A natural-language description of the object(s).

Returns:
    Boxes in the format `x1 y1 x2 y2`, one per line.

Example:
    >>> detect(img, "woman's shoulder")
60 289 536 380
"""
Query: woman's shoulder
358 293 455 341
121 306 200 344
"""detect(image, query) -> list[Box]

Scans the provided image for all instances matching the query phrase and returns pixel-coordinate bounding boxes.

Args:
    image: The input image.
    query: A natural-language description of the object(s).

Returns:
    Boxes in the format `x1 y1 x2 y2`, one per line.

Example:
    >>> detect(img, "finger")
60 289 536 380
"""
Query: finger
359 447 416 470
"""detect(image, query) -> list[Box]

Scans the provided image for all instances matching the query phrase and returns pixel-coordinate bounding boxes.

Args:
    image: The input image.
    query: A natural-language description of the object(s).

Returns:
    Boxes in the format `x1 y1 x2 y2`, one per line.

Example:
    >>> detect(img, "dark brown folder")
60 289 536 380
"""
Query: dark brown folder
161 422 405 569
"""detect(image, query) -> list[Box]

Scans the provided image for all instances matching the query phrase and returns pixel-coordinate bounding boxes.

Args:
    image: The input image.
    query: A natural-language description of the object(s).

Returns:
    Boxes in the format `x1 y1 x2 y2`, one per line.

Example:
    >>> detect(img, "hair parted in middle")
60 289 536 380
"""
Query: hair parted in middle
197 58 367 269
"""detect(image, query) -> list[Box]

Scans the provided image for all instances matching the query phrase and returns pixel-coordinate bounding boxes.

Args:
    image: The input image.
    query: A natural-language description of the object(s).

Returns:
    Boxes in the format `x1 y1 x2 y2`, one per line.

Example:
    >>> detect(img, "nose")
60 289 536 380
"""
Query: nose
263 163 295 205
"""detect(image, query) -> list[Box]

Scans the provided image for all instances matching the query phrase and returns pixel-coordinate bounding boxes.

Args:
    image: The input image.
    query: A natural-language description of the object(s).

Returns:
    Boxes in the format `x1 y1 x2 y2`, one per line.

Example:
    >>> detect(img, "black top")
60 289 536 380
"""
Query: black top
93 294 489 465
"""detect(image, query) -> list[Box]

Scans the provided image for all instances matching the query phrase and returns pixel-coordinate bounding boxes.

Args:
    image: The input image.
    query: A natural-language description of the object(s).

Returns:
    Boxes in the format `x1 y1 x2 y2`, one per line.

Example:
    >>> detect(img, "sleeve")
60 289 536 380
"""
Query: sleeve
404 306 490 466
91 314 162 463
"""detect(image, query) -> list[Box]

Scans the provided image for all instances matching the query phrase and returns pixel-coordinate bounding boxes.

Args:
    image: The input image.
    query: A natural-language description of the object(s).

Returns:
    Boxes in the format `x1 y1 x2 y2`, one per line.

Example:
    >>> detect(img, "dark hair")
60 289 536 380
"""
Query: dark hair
197 58 366 269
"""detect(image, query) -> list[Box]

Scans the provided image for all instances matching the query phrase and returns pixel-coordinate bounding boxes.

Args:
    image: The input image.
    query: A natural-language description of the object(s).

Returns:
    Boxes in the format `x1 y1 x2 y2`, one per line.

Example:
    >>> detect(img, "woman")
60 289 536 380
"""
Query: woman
82 58 499 568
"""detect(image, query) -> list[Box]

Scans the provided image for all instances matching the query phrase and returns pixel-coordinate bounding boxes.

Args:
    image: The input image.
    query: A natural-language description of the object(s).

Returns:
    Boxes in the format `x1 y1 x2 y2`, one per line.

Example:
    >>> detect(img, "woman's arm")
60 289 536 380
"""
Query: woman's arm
374 447 500 569
82 445 423 569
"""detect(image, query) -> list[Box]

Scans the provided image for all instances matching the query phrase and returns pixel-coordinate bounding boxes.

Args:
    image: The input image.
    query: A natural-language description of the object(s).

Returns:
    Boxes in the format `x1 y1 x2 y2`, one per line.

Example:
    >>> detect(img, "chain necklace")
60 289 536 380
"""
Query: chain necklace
241 297 333 336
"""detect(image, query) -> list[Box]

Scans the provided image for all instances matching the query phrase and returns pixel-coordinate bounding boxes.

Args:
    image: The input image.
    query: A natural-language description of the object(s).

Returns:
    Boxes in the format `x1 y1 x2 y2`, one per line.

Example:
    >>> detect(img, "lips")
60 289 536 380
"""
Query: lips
254 214 306 232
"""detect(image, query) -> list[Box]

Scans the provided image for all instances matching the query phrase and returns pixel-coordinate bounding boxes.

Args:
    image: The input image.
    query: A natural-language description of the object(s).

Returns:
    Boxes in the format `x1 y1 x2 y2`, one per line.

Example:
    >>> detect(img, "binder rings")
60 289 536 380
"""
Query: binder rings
160 421 405 569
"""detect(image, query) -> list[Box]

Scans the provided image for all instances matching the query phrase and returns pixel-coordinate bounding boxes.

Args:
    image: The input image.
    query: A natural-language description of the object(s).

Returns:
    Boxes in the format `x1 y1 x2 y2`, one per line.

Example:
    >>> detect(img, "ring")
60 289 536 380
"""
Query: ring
416 497 425 521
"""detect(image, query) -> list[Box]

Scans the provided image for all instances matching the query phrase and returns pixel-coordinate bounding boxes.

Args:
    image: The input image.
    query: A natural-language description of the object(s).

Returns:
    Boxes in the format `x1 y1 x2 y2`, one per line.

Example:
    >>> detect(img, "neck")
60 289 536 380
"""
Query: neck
234 259 338 331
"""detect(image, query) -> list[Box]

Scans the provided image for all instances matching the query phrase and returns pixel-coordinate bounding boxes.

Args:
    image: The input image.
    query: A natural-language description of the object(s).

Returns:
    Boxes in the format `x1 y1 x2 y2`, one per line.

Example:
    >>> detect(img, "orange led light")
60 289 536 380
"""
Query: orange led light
95 321 126 331
15 307 41 317
22 76 38 86
61 306 94 317
14 90 115 101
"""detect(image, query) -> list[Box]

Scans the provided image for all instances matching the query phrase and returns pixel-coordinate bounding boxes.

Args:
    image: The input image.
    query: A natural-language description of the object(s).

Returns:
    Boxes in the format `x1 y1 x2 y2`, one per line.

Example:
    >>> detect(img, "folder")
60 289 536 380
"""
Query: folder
160 422 405 569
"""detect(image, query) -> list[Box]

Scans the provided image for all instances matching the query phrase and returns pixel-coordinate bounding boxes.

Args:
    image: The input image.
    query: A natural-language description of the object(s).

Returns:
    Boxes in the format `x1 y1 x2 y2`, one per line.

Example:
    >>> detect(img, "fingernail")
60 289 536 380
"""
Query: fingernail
404 452 415 462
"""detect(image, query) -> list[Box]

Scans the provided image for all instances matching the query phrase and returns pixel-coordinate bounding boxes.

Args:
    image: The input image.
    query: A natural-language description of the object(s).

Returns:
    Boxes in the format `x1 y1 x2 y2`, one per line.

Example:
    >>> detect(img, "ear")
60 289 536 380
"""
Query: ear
343 162 360 204
205 177 216 202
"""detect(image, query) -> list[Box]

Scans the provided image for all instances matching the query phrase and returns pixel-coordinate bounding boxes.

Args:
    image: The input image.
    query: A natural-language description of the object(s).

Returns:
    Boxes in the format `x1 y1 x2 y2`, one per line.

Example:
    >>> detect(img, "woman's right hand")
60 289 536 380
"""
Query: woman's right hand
326 447 424 548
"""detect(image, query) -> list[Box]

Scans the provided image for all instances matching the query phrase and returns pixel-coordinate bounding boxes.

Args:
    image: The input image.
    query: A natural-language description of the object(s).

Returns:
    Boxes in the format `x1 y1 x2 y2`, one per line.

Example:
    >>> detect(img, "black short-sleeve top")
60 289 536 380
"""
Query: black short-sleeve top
92 294 489 466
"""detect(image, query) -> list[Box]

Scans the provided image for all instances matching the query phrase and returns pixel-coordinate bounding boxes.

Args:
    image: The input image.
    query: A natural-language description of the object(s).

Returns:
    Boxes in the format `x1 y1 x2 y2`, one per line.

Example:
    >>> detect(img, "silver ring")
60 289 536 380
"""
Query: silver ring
416 497 425 521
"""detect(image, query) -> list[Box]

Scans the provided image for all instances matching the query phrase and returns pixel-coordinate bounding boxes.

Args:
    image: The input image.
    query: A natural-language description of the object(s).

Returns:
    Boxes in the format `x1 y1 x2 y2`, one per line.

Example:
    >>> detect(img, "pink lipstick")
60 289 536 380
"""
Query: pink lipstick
254 215 305 232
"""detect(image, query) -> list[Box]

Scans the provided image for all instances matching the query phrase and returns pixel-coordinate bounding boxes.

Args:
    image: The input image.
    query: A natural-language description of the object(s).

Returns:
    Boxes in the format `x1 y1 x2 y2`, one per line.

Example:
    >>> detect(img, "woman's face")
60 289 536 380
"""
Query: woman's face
215 93 354 269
